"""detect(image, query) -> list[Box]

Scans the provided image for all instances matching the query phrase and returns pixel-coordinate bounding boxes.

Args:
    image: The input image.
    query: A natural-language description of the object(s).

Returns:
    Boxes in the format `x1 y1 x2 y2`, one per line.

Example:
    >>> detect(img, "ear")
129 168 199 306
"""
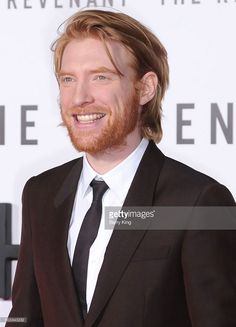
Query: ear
139 72 158 106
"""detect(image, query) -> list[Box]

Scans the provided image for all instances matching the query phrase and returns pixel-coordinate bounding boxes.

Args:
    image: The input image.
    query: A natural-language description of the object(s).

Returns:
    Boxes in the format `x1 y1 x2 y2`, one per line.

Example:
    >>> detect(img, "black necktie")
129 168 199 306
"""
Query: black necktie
72 179 109 319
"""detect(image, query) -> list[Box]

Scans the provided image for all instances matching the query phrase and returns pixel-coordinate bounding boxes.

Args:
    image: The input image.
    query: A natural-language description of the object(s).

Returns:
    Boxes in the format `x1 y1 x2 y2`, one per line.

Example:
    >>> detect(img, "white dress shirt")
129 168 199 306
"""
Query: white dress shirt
67 138 148 310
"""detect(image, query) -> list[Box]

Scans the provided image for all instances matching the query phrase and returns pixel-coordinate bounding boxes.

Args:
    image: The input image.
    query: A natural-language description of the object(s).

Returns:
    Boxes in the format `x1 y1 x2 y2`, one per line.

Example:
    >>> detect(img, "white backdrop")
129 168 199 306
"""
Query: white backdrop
0 0 236 319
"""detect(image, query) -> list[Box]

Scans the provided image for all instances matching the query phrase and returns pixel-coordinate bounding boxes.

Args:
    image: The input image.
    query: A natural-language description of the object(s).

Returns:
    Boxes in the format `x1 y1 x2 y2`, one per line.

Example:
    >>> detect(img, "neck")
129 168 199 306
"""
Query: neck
86 135 142 175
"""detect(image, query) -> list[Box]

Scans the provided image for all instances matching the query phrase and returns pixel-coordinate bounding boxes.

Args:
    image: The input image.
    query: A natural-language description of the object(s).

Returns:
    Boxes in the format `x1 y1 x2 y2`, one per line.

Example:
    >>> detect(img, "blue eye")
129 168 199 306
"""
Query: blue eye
96 75 107 80
59 76 74 84
63 77 73 83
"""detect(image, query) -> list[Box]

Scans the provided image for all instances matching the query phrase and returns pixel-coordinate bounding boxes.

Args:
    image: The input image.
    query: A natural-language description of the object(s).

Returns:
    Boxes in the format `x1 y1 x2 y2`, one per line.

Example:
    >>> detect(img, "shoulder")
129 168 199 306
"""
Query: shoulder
32 157 82 182
23 157 83 196
163 155 215 185
157 152 235 205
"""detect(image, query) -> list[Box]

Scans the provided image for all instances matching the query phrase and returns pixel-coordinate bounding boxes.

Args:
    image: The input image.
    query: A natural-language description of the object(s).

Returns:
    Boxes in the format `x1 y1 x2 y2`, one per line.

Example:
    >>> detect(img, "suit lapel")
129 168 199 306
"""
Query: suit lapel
51 158 84 325
85 141 165 327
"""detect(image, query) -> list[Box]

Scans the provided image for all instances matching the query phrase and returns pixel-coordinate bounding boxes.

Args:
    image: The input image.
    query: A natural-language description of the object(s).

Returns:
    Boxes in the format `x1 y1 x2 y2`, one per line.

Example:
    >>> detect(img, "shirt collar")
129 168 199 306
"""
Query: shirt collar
80 138 149 201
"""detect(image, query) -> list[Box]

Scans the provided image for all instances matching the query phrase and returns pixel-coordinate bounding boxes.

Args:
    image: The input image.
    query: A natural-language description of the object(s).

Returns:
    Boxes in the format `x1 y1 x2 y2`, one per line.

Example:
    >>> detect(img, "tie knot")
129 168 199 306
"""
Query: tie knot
90 179 109 202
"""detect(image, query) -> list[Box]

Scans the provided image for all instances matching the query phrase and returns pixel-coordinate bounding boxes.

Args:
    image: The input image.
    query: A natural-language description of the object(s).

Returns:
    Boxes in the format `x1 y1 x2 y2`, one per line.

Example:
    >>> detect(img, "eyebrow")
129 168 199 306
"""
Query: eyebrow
58 66 120 77
90 66 120 75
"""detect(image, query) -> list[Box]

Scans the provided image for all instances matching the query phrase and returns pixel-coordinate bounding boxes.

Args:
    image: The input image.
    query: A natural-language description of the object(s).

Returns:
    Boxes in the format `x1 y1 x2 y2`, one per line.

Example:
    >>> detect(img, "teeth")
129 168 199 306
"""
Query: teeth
76 113 105 122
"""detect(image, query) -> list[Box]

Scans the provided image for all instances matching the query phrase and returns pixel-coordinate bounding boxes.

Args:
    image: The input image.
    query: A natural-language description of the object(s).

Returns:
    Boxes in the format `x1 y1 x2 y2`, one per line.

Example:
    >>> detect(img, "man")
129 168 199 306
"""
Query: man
7 9 236 327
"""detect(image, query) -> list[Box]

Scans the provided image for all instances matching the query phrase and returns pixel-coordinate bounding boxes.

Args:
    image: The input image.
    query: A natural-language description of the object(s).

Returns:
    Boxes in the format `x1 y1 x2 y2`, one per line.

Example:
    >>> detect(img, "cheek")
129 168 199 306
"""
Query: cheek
95 82 130 107
60 88 73 106
95 93 121 112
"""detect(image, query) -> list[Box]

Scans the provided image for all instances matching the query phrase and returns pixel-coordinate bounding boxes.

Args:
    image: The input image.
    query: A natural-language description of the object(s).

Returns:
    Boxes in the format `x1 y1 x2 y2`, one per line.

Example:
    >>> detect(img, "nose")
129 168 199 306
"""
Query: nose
72 81 94 107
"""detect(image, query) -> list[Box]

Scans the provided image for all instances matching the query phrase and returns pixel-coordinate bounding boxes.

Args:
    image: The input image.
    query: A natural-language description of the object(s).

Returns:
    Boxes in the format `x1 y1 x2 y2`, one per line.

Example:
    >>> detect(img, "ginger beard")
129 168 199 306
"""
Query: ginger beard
60 89 141 154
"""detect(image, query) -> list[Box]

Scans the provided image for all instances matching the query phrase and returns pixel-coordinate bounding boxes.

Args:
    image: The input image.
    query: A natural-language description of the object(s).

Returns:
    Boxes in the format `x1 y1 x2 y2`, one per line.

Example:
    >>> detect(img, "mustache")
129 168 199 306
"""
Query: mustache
60 105 110 115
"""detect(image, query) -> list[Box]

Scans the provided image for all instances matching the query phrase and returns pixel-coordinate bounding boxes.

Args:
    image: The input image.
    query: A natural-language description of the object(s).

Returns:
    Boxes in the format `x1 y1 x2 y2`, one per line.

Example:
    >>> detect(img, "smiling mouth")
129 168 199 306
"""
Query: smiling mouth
73 113 106 123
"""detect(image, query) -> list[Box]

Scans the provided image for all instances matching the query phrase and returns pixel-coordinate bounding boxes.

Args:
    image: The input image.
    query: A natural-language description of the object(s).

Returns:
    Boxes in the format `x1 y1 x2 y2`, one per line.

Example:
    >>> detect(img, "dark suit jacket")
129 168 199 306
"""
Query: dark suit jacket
7 141 236 327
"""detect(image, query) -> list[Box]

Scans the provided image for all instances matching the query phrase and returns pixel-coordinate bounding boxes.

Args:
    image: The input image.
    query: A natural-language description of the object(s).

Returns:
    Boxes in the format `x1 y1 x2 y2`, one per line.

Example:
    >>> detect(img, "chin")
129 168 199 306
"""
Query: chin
70 133 125 154
70 135 105 153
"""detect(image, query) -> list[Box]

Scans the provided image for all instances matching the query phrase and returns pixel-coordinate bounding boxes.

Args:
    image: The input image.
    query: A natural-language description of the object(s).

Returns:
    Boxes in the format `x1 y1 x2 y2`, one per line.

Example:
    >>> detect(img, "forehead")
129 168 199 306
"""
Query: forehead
61 37 135 74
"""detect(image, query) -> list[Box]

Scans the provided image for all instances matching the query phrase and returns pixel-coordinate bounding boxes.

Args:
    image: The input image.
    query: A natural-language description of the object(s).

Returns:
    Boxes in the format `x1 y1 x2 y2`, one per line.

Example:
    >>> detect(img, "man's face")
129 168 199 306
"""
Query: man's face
58 37 141 154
